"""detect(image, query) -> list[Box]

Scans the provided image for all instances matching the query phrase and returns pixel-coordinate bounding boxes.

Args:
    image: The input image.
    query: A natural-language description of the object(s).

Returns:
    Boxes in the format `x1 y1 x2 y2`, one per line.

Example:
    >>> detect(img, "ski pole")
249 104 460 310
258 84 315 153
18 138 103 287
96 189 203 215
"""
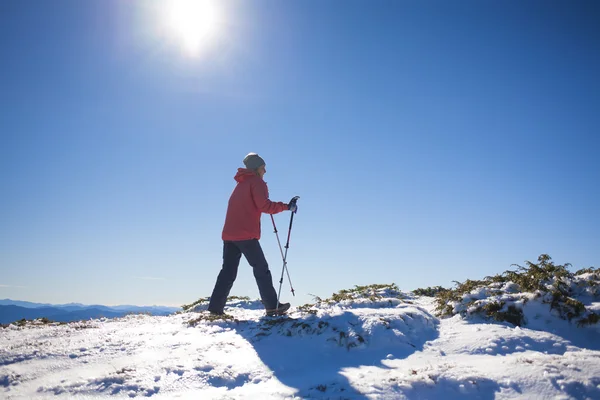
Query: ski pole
272 196 299 308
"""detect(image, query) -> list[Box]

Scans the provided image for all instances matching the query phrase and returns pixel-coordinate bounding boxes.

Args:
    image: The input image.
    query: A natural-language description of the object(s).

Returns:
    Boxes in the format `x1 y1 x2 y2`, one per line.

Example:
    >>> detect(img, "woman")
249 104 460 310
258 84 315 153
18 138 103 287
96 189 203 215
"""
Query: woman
207 153 297 316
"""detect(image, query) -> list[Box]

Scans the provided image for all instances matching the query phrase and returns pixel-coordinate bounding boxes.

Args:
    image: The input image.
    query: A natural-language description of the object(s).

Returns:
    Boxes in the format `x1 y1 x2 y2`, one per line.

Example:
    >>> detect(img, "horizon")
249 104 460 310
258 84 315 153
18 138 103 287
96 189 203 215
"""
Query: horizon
0 298 180 309
0 251 594 309
2 1 599 308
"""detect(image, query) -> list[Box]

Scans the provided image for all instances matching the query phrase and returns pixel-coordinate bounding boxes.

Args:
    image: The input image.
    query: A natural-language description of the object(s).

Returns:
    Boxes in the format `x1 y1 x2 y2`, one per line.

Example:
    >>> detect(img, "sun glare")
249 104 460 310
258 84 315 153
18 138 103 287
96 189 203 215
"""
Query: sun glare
165 0 221 56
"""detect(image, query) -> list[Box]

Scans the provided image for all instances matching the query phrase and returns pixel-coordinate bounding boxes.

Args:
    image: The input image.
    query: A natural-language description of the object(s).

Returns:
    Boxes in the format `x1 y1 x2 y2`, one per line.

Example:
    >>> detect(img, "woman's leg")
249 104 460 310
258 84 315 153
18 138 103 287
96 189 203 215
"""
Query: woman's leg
238 239 278 310
207 241 242 314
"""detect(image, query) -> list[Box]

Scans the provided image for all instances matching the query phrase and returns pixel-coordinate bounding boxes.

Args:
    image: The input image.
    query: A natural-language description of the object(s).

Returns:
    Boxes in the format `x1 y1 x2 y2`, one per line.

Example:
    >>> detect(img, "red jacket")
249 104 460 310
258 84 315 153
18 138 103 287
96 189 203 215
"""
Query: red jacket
222 169 288 241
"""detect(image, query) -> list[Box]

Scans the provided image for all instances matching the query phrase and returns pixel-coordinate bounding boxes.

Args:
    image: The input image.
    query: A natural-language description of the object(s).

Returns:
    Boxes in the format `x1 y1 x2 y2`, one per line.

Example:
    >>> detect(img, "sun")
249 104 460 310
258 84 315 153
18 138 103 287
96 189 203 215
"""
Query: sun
164 0 221 56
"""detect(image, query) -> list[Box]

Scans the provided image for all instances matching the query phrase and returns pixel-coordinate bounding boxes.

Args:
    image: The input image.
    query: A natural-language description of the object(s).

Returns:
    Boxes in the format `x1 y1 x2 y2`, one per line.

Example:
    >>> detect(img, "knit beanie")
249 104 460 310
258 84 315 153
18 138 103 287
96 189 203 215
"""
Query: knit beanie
243 153 266 170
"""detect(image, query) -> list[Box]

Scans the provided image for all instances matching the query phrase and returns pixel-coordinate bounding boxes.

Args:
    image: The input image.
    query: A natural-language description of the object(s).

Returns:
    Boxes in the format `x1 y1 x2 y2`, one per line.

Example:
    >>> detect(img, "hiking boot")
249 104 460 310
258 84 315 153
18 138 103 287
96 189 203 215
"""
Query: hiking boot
266 302 290 317
207 309 224 316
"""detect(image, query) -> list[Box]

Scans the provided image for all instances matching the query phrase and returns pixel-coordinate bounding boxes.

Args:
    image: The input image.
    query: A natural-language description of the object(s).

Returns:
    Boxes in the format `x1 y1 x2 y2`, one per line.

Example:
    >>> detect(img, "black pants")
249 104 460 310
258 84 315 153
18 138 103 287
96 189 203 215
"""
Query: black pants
208 239 278 313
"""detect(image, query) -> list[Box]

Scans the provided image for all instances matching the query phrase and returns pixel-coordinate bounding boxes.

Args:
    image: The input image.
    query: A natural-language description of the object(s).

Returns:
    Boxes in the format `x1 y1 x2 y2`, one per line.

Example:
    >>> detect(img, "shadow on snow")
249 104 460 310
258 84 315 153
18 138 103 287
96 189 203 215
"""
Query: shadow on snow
231 306 440 399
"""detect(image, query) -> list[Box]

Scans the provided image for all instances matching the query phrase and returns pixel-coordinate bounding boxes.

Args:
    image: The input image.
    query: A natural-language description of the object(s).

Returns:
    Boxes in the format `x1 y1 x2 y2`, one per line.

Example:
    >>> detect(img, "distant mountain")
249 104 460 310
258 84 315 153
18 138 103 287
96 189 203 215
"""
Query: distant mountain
0 305 124 324
0 300 181 324
0 299 54 308
0 299 103 309
0 305 66 323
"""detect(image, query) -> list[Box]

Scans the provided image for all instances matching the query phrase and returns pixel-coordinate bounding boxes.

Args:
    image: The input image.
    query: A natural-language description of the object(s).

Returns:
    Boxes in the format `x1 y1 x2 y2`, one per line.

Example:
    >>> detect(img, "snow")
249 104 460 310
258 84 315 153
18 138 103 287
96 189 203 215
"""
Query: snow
1 294 599 399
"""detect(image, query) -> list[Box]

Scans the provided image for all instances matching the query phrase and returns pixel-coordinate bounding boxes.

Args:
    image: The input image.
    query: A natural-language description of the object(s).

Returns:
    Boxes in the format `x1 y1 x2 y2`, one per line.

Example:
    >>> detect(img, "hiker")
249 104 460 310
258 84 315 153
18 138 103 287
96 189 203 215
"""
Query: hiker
207 153 297 316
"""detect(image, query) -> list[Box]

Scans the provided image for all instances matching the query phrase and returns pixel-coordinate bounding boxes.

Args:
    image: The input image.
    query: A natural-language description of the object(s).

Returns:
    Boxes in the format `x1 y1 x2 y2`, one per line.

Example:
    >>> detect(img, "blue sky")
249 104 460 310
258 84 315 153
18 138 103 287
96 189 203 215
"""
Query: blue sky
1 0 599 307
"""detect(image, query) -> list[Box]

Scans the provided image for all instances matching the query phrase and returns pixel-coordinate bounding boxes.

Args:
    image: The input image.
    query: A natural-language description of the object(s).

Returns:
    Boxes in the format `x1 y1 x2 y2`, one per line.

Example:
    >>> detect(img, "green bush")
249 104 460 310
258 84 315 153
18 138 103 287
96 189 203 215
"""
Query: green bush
435 254 598 327
182 296 251 311
328 283 403 303
412 286 448 297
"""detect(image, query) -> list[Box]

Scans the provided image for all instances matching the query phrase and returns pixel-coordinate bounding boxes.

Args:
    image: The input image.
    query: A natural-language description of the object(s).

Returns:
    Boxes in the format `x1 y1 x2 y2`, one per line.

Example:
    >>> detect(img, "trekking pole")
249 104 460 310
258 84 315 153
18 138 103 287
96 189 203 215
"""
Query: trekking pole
271 196 299 308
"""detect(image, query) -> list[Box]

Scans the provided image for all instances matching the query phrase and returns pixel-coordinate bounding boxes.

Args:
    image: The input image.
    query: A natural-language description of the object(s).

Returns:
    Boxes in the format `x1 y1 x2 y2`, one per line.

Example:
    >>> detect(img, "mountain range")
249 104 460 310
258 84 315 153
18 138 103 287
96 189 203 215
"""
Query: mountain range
0 299 180 324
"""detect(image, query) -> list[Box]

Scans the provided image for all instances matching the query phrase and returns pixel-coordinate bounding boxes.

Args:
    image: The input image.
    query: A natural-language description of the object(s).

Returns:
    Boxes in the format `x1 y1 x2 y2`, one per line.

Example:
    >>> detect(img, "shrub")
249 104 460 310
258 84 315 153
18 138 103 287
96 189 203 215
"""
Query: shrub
435 254 598 327
412 286 448 297
182 296 251 311
328 283 403 303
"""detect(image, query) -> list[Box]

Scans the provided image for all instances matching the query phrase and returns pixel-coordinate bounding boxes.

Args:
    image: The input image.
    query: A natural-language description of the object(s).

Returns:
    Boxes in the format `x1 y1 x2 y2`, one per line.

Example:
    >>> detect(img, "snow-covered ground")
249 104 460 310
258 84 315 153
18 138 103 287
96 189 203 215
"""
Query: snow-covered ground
1 293 599 399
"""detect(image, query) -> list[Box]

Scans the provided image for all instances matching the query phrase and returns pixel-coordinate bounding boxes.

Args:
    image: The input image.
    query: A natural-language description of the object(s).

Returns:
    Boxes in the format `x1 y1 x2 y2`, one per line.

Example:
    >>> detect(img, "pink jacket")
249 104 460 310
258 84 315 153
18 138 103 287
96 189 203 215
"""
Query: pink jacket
222 169 288 241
